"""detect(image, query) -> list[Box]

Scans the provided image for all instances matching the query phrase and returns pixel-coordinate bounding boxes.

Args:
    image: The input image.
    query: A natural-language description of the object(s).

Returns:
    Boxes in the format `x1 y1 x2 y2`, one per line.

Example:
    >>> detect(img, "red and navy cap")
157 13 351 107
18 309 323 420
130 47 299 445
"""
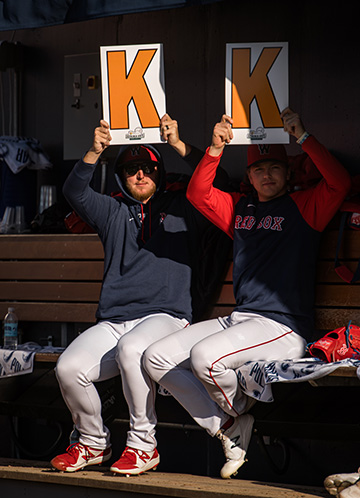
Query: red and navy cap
247 144 288 169
116 144 161 169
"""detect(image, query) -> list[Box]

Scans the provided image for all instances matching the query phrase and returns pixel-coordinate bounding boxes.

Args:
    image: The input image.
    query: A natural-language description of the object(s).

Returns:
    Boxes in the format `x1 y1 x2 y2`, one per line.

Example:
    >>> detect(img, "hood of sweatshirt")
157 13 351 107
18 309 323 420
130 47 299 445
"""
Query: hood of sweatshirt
114 144 166 205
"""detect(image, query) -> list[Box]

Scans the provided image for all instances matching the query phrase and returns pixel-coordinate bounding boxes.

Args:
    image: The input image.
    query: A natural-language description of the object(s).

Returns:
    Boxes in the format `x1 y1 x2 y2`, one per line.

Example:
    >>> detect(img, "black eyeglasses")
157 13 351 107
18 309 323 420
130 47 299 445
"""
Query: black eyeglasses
123 162 157 176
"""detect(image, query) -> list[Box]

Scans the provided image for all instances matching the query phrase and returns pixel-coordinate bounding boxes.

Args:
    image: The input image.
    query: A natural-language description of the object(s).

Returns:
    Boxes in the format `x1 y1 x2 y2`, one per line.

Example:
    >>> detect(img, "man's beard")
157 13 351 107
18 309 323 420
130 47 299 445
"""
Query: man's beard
124 178 158 202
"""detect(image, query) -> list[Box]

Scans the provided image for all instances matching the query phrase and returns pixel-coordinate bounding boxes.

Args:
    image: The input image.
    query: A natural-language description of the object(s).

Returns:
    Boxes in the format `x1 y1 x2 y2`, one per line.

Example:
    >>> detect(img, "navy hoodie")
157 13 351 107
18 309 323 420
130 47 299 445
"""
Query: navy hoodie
62 152 211 324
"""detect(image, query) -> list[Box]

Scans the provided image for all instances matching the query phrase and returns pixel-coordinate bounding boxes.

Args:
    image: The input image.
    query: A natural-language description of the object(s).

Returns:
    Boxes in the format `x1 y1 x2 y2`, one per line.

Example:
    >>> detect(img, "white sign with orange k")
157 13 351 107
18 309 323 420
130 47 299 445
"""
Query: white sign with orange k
225 42 289 144
100 44 166 144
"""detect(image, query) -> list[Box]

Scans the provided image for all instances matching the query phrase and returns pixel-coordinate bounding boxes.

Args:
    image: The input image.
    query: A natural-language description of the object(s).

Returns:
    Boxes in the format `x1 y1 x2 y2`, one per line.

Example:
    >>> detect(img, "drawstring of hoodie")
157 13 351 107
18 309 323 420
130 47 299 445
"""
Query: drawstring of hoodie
140 204 145 242
140 201 152 243
149 201 152 239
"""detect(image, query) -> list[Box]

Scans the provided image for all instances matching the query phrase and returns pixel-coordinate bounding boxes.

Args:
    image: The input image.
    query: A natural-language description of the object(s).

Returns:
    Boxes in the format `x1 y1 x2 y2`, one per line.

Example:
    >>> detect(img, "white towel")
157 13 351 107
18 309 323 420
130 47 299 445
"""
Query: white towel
0 349 35 378
236 358 360 402
0 136 52 174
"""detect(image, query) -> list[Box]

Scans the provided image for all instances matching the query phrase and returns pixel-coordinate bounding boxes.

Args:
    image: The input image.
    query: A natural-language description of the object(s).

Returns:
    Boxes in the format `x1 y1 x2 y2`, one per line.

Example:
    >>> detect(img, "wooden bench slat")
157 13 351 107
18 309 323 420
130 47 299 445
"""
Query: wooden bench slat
315 284 360 306
214 283 235 304
319 229 360 258
206 306 235 319
34 352 61 362
316 260 360 283
0 282 101 302
0 261 104 280
0 234 103 260
314 308 360 330
215 285 360 307
328 366 358 377
0 302 98 322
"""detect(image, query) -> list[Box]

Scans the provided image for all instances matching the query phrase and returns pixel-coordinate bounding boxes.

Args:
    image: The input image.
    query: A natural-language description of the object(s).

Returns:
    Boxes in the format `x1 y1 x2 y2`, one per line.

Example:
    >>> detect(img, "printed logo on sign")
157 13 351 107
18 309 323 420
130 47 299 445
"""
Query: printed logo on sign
125 127 145 141
247 127 267 141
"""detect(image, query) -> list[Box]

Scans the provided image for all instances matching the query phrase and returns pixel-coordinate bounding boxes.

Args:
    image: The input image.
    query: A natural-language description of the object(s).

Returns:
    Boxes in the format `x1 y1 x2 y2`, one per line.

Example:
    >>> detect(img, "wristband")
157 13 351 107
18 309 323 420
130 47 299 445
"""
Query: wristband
296 131 310 145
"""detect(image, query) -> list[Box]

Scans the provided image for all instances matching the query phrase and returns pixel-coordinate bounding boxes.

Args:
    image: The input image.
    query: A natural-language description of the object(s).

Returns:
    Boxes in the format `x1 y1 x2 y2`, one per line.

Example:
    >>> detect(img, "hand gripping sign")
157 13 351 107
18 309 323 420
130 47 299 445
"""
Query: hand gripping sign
100 44 166 144
225 42 289 144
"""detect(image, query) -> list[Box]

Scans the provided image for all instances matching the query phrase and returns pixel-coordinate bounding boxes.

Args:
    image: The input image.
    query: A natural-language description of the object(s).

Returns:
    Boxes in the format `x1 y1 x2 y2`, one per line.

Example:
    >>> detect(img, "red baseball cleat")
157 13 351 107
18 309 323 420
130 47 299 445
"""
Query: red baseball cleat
110 446 159 476
51 442 112 472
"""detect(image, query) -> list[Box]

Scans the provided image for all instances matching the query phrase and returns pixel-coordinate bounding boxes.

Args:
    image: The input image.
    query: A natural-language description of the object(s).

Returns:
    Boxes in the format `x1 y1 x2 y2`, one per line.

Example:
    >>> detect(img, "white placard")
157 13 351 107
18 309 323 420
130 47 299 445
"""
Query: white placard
100 44 166 144
225 42 289 144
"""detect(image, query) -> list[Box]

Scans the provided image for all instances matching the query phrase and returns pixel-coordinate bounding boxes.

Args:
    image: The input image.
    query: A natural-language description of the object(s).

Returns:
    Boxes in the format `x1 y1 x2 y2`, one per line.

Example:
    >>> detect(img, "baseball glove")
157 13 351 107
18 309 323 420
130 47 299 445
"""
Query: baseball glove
308 321 360 363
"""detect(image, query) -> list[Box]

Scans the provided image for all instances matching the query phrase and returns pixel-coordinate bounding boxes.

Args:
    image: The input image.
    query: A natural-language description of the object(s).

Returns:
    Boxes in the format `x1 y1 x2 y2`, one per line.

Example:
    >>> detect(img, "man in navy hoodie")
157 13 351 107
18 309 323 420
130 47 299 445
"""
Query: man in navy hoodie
50 116 230 475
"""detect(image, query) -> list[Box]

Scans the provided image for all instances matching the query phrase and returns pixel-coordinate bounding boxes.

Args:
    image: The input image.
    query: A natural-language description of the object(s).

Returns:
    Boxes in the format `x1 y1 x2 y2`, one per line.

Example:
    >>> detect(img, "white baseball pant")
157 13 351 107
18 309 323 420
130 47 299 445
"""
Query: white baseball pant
55 313 188 452
144 312 307 436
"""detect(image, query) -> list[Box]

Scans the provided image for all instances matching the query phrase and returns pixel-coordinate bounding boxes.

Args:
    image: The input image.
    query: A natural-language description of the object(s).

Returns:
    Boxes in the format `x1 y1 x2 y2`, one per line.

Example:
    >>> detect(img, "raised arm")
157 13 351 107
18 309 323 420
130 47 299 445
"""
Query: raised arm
83 119 112 164
160 113 192 158
160 113 231 190
281 108 352 231
63 120 114 231
186 115 241 238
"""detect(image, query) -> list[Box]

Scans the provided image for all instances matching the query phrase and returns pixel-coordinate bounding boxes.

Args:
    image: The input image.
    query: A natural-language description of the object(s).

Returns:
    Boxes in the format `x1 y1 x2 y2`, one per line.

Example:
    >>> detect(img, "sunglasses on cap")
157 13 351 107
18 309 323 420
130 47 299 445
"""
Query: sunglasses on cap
123 162 157 176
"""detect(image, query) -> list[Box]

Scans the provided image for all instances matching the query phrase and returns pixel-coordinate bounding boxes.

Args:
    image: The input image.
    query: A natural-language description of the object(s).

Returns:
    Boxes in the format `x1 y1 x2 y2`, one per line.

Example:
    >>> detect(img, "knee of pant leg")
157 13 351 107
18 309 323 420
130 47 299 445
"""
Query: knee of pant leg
143 344 168 383
117 333 143 367
189 342 212 382
55 353 82 387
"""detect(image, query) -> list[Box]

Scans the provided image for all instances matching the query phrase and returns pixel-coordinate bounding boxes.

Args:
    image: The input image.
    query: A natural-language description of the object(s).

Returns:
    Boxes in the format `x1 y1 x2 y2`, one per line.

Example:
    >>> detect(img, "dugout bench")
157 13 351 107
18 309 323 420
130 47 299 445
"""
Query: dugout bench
0 223 359 465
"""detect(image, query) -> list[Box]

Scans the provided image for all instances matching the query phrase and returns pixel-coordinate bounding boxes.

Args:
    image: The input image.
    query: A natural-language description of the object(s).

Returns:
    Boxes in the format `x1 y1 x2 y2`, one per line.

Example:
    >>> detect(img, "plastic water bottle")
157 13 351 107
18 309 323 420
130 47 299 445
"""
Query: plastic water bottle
3 307 18 349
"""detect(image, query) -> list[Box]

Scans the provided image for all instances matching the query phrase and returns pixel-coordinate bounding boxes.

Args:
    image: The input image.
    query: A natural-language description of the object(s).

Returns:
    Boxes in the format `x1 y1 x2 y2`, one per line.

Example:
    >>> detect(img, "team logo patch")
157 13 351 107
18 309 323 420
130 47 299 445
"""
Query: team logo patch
129 146 141 157
257 144 271 155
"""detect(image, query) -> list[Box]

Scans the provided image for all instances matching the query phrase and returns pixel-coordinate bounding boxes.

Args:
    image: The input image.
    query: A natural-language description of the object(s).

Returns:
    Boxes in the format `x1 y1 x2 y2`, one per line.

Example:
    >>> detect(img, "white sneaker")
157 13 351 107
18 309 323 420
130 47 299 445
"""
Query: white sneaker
216 413 254 479
324 472 360 496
